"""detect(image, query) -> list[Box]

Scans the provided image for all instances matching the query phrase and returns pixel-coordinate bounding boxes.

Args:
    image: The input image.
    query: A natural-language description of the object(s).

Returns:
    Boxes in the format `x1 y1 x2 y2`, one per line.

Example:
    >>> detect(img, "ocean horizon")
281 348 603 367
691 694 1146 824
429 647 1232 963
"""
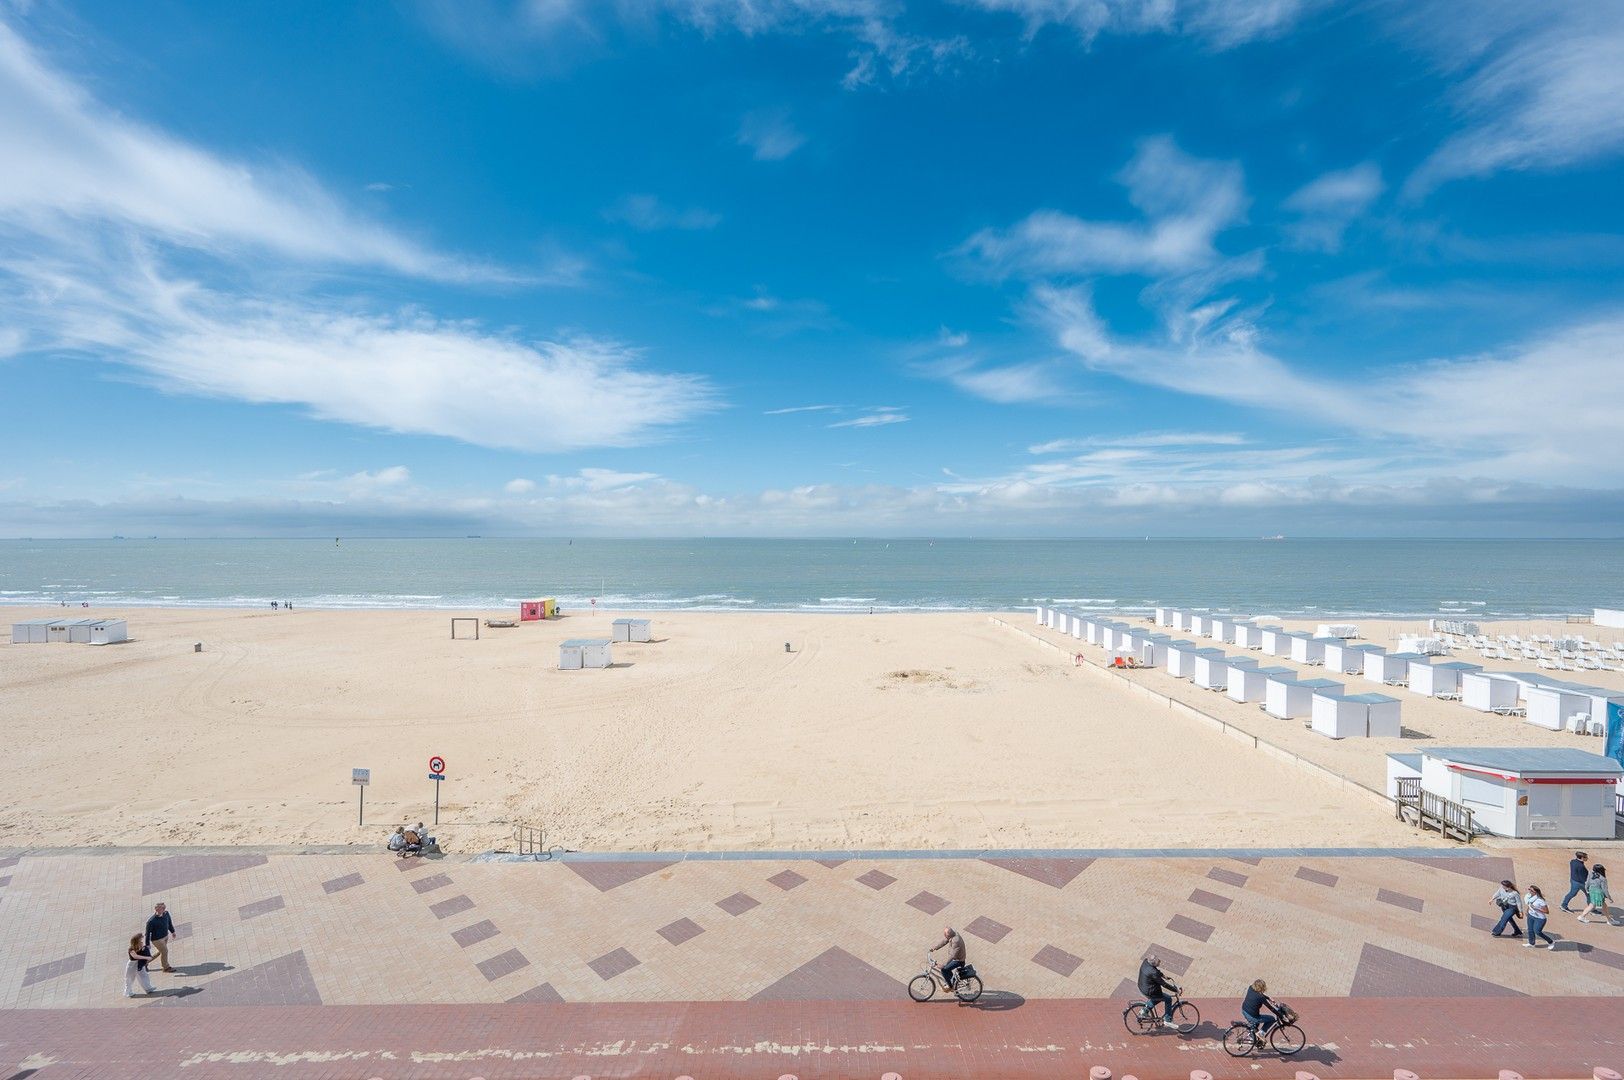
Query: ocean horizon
2 537 1620 619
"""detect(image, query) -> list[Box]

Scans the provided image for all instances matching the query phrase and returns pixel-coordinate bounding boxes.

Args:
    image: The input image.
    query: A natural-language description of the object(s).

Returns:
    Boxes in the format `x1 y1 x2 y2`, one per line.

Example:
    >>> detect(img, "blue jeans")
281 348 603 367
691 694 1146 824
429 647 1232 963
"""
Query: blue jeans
1562 881 1586 910
1527 916 1553 946
1244 1010 1276 1036
941 959 965 987
1146 991 1174 1020
1492 906 1522 936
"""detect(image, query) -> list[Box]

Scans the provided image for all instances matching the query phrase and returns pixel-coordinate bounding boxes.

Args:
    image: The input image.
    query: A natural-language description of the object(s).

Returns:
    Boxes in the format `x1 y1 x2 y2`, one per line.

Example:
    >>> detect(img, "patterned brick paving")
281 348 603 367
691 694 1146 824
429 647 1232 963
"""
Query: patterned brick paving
0 846 1619 1076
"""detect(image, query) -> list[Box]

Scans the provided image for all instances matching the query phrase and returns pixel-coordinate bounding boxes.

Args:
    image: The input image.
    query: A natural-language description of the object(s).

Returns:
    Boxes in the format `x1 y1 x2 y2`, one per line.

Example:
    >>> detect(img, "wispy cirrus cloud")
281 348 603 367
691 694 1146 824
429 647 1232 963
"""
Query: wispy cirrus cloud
1283 162 1383 252
828 407 909 428
0 17 715 454
959 137 1248 278
0 20 504 284
737 108 807 160
764 404 842 414
961 0 1317 49
1029 431 1248 454
1404 4 1624 194
603 194 722 231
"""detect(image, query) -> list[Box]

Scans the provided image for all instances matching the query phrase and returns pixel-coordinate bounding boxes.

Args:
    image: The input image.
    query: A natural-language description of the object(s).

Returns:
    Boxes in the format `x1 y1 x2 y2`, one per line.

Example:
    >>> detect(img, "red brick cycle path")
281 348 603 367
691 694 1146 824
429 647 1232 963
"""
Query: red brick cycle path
3 996 1620 1079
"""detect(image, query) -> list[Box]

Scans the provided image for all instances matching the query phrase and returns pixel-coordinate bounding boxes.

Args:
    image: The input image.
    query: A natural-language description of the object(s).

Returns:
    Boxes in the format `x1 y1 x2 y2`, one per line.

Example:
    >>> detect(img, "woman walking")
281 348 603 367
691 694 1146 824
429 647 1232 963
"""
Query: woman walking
1524 885 1555 949
1489 879 1522 938
124 933 154 997
1578 865 1612 924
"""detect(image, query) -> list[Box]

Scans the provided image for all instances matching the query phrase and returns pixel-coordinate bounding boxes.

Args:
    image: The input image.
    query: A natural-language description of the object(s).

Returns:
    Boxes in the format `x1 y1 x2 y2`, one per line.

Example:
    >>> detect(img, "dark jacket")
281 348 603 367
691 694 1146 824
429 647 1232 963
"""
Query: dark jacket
1138 959 1172 996
145 911 174 945
1571 858 1589 884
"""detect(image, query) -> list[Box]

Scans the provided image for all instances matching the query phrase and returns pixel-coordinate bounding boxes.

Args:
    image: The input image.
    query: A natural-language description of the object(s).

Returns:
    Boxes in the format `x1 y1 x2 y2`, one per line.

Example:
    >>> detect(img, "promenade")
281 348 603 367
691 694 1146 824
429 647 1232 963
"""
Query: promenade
1 845 1621 1078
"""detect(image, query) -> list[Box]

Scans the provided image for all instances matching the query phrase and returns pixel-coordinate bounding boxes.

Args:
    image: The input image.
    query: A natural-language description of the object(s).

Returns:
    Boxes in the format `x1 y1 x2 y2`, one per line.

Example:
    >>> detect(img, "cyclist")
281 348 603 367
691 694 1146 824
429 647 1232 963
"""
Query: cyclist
930 926 967 988
1137 954 1180 1028
1241 979 1286 1038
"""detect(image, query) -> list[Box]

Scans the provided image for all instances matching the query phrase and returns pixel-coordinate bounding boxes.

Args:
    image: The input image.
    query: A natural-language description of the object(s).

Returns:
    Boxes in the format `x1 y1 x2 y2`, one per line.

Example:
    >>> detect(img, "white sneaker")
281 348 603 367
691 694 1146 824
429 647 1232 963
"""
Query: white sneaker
1522 942 1533 947
1545 942 1557 949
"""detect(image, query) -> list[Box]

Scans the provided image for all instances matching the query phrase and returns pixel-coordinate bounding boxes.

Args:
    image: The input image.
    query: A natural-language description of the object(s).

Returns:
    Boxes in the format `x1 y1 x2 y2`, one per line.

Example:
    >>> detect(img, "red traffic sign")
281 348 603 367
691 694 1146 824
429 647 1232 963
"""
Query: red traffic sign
428 756 446 775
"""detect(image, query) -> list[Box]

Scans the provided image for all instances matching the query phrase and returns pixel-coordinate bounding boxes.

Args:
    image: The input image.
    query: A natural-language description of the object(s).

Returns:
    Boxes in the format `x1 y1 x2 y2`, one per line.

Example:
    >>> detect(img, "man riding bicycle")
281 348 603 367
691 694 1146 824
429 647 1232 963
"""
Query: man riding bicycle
1241 979 1286 1037
1137 954 1180 1028
930 926 967 988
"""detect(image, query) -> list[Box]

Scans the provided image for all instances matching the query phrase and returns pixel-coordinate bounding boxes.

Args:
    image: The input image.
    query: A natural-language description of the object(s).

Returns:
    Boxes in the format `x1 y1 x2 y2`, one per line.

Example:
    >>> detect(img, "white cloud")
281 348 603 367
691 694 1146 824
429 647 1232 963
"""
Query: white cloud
1029 431 1247 453
1029 281 1624 482
925 358 1065 404
841 18 972 89
0 21 500 283
960 137 1247 277
1 244 716 453
828 409 909 428
347 465 412 488
1282 162 1382 252
504 478 537 494
961 0 1314 48
764 404 841 414
603 194 722 231
737 108 806 160
1405 5 1624 193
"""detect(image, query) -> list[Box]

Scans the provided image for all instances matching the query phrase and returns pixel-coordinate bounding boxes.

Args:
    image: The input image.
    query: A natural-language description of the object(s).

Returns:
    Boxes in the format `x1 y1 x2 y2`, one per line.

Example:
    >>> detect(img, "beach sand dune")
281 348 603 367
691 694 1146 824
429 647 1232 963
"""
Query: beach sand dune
0 607 1431 851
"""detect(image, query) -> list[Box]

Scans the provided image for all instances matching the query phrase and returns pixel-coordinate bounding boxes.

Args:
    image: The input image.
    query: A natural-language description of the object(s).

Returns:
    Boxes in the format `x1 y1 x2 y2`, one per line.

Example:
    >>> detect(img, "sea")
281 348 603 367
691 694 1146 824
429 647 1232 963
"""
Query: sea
1 537 1621 619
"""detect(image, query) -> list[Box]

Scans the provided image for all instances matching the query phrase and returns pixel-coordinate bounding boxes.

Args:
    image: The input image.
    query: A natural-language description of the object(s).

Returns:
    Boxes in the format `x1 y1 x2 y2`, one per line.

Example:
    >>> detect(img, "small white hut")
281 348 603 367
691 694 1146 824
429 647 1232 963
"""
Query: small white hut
612 618 651 643
1193 650 1239 690
1259 628 1290 656
1408 660 1482 698
1525 685 1592 732
1364 651 1424 685
559 638 613 670
1164 640 1201 678
1229 664 1293 703
1312 691 1401 739
1233 623 1264 650
1322 642 1378 675
1460 672 1520 712
1267 676 1342 719
1412 747 1623 839
1288 635 1330 665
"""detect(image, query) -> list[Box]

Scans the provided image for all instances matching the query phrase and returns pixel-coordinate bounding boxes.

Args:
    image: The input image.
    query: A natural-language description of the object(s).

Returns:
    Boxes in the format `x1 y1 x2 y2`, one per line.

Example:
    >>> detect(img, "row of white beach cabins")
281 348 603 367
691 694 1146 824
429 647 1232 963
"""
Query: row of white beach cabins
1035 605 1623 741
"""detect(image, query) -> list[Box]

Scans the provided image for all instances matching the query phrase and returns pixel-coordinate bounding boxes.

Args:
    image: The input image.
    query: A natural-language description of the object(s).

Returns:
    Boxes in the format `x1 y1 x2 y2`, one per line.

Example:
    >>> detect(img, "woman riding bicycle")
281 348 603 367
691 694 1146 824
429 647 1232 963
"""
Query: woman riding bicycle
1241 979 1287 1036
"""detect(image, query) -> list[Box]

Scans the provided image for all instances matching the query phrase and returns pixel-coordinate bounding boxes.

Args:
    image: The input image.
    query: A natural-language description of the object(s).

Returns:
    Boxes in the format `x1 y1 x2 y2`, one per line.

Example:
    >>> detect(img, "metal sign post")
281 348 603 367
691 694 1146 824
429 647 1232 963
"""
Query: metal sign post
428 756 446 826
352 768 370 825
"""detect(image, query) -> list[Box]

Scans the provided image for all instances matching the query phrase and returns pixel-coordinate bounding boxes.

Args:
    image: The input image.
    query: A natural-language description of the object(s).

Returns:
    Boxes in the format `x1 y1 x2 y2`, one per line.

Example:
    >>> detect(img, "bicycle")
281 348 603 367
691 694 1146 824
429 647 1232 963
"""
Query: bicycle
1122 990 1199 1034
908 954 983 1003
1222 1004 1306 1057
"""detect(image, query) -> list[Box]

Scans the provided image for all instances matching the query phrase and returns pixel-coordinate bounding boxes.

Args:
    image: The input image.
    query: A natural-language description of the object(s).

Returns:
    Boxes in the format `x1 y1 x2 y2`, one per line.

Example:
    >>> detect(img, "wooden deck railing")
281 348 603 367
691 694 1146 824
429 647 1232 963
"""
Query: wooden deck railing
514 823 548 857
1394 777 1476 844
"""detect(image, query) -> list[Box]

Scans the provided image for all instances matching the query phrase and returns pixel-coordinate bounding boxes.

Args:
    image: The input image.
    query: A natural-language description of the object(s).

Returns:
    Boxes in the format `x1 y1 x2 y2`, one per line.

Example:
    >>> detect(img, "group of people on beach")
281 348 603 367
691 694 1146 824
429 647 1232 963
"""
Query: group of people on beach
387 823 437 857
1489 851 1614 949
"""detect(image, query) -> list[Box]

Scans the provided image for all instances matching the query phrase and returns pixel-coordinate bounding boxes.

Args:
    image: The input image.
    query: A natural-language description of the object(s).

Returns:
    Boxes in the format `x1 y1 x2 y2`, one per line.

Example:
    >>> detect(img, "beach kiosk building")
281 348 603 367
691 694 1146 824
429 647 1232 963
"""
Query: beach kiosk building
520 599 556 622
1312 691 1401 739
612 618 651 643
559 638 612 670
1408 660 1483 698
1398 747 1623 839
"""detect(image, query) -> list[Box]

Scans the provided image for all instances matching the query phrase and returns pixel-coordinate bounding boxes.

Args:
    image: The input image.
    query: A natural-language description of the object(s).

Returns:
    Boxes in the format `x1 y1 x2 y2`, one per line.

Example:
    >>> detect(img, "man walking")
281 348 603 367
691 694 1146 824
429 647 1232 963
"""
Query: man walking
1562 852 1589 913
146 901 178 973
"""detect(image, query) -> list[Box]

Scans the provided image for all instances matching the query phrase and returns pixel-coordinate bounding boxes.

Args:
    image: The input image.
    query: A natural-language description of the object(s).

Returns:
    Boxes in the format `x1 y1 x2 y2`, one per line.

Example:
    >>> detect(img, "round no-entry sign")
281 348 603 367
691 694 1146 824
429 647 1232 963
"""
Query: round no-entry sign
428 756 446 775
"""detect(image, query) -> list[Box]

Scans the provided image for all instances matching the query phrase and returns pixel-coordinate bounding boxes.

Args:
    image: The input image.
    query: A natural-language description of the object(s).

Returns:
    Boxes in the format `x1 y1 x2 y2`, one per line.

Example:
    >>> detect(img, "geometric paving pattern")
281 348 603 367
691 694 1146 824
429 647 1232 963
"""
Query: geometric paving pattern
1349 942 1525 998
150 950 322 1007
141 854 268 896
982 857 1095 889
750 946 905 1001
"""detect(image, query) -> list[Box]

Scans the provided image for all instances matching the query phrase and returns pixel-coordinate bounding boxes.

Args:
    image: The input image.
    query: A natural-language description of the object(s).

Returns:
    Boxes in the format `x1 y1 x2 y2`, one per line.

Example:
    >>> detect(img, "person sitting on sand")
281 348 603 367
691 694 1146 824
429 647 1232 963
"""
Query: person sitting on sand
413 822 437 851
387 826 407 853
401 828 424 856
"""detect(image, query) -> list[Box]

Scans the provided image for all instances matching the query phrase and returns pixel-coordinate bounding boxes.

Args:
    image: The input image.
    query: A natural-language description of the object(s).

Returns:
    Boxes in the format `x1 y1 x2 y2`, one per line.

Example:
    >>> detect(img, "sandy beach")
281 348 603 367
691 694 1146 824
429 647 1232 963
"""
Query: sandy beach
0 605 1439 852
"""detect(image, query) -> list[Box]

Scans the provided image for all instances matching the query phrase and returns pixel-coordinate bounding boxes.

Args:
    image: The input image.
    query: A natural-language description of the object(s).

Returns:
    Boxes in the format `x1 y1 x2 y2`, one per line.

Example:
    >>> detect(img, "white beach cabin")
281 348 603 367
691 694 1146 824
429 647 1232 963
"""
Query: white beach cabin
1229 664 1293 703
1267 676 1343 719
1259 628 1290 656
1312 691 1401 739
1188 612 1214 637
1233 623 1265 650
1154 606 1177 628
1460 672 1521 713
11 618 52 643
559 638 613 670
1164 640 1201 678
1408 660 1482 698
1194 651 1244 690
612 618 652 643
1289 635 1330 665
1524 685 1591 732
1322 642 1378 675
1364 651 1423 686
1415 747 1623 839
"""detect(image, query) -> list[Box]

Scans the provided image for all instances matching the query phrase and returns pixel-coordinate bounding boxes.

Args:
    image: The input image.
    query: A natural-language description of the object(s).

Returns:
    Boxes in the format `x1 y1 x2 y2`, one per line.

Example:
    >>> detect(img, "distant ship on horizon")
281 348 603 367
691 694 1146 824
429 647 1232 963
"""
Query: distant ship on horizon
1262 534 1286 541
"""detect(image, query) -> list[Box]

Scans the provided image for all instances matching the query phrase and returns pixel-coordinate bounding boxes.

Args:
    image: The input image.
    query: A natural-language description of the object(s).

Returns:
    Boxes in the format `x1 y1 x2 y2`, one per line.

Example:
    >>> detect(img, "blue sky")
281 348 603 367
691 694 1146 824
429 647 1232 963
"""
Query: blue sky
2 0 1623 536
